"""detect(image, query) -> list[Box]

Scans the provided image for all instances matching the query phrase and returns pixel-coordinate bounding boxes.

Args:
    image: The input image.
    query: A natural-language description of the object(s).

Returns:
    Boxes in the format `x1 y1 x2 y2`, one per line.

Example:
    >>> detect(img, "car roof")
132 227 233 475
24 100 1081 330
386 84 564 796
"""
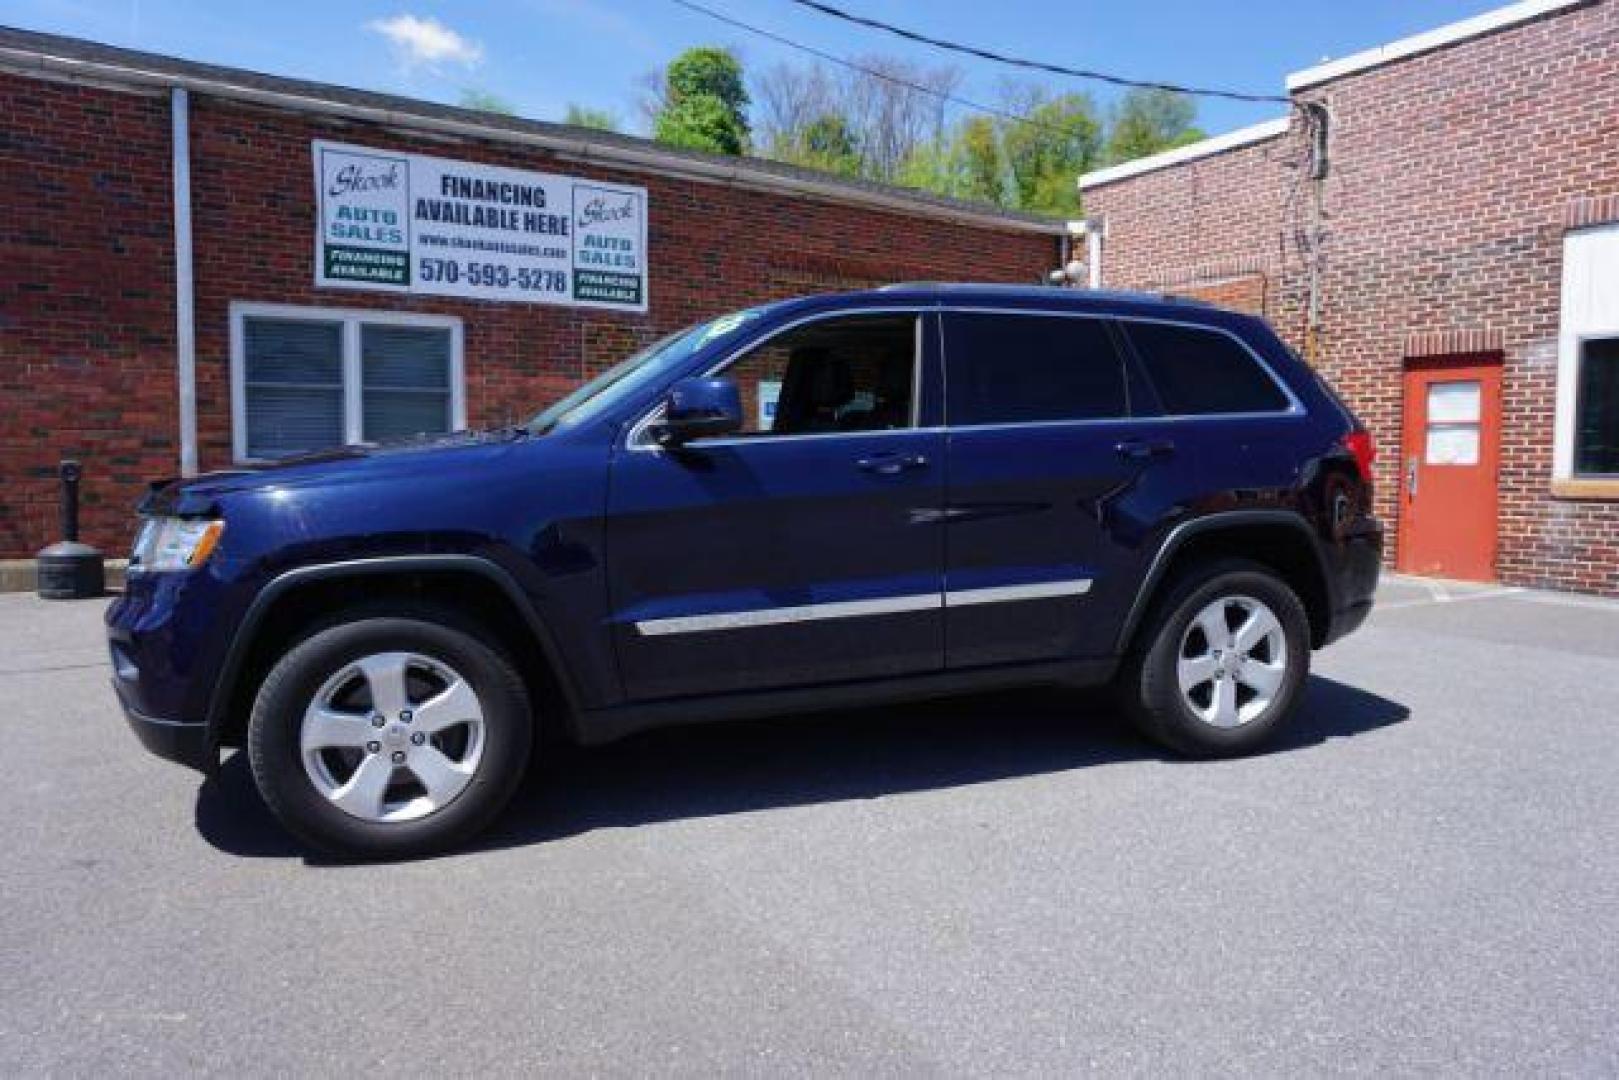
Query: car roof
762 282 1220 318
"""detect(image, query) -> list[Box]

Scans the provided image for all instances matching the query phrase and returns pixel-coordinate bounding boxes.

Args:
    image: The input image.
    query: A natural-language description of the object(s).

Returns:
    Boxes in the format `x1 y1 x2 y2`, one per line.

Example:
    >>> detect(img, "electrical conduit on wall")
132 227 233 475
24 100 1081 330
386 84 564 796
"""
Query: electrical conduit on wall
171 86 198 477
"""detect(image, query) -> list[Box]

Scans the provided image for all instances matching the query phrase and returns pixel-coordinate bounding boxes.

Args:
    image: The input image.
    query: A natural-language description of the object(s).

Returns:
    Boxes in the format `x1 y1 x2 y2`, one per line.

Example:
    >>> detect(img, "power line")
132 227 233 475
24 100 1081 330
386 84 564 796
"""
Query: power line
780 0 1291 105
665 0 1102 142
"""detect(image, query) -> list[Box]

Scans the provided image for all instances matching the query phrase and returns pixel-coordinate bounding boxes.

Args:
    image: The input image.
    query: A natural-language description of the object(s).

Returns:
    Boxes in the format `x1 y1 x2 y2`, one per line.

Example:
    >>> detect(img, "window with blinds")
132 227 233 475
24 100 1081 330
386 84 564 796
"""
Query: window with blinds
362 325 453 443
234 307 462 460
242 317 344 458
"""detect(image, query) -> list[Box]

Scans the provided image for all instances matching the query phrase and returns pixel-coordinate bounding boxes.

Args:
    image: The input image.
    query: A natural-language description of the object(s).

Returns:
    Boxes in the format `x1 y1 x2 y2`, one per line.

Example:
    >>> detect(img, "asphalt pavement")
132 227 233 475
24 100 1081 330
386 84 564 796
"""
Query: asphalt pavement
2 575 1617 1075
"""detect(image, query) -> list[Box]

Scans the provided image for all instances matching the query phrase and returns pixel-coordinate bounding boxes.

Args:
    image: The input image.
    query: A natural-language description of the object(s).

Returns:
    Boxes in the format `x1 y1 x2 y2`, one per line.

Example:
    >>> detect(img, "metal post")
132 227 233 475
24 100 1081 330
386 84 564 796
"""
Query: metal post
60 460 81 542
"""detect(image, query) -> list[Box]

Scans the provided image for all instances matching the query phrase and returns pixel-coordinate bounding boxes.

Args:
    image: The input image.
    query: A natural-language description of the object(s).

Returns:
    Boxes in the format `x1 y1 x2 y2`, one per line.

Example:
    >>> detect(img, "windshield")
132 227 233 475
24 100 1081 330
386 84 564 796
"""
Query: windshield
524 308 764 435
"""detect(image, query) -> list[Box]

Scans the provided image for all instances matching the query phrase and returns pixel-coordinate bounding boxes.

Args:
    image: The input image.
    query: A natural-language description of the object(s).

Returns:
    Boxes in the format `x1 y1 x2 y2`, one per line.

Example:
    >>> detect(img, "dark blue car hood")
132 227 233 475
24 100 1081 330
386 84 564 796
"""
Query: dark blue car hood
139 428 531 515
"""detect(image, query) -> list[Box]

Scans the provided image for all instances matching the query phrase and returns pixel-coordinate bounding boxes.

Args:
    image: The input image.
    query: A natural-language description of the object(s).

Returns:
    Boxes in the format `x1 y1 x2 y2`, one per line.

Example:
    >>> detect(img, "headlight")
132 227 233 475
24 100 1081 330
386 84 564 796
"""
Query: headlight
130 518 225 573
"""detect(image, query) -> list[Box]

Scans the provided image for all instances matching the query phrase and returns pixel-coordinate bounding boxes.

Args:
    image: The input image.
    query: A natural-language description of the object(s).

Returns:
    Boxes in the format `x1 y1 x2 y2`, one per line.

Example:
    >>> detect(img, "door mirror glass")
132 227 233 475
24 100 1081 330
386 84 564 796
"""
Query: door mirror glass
655 377 743 445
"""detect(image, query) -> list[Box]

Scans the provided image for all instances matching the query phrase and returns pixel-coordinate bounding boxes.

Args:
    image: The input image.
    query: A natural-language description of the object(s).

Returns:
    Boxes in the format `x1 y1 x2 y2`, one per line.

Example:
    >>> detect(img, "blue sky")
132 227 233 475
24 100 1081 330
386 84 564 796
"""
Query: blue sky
3 0 1510 137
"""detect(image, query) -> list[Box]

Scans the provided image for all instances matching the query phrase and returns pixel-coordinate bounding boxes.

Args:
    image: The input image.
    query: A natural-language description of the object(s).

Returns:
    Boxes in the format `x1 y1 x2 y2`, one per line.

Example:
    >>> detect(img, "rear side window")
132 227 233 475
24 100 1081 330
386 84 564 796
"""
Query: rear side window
1124 321 1291 415
947 313 1128 425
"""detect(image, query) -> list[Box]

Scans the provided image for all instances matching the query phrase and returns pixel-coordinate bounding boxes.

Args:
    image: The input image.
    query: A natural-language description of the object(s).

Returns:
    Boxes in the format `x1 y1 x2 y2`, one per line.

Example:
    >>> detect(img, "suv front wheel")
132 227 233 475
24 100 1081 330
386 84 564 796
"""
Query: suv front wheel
247 612 533 858
1118 560 1311 757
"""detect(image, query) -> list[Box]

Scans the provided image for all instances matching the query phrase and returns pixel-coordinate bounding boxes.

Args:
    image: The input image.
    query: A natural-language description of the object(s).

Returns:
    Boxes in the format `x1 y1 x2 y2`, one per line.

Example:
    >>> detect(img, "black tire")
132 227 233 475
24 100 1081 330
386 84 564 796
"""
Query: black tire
247 612 532 859
1116 559 1310 758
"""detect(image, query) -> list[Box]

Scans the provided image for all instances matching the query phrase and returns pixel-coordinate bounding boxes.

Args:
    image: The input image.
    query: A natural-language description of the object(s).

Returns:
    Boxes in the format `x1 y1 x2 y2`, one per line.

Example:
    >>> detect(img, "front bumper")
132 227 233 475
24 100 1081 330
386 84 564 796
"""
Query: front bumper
112 677 214 771
105 567 240 774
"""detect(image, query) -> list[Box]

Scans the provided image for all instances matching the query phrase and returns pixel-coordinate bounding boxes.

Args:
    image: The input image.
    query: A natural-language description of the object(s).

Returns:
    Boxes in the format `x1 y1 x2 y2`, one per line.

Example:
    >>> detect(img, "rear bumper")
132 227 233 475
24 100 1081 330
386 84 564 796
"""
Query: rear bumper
113 678 213 771
1321 517 1383 647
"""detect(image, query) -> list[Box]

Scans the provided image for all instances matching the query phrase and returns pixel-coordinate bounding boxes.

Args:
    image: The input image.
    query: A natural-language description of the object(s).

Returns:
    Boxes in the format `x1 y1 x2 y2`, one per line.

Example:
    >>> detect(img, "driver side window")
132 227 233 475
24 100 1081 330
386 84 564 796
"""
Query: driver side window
716 314 918 437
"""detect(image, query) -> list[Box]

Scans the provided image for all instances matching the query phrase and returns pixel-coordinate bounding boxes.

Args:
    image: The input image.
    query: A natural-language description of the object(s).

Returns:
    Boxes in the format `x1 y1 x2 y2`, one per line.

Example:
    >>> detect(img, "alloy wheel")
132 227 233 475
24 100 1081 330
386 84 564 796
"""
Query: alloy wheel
1175 594 1289 729
299 651 486 823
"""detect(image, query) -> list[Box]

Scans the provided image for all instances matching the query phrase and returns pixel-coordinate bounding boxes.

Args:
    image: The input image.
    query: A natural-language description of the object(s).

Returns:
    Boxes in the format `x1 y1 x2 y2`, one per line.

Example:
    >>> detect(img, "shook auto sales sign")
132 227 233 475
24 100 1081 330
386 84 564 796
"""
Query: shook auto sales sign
313 140 648 311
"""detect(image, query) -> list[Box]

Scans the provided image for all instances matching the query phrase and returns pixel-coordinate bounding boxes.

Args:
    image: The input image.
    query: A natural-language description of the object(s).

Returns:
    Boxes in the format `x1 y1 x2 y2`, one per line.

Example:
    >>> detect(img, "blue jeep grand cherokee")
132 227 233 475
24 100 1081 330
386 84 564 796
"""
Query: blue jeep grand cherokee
109 284 1381 857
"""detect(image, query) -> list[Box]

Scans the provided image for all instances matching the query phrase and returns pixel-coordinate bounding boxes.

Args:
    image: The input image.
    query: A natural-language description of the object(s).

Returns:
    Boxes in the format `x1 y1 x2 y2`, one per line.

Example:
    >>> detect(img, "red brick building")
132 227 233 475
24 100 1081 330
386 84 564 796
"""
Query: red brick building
0 28 1064 561
1080 0 1619 594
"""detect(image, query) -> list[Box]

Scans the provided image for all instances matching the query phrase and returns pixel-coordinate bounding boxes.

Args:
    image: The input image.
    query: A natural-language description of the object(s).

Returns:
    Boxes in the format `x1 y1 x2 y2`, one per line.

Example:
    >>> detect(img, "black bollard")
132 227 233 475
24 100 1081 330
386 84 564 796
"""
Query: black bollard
36 460 106 600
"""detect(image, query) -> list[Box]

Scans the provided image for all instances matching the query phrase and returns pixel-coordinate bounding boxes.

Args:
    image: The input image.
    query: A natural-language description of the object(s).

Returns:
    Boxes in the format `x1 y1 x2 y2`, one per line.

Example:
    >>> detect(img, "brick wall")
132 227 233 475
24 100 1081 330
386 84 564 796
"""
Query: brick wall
1085 0 1619 595
1089 136 1295 321
0 75 1057 558
0 78 176 558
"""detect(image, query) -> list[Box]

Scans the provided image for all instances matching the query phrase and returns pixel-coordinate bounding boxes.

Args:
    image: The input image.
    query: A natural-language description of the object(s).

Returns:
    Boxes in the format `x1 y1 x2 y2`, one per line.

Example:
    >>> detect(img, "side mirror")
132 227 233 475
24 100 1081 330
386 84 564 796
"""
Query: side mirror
655 377 743 446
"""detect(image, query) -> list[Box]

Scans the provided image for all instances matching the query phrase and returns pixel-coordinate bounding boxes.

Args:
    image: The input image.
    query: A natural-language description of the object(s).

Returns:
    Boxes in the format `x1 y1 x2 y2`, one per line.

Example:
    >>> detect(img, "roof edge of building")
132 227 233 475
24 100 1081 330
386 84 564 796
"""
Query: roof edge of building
1284 0 1593 91
1078 117 1291 191
0 26 1066 237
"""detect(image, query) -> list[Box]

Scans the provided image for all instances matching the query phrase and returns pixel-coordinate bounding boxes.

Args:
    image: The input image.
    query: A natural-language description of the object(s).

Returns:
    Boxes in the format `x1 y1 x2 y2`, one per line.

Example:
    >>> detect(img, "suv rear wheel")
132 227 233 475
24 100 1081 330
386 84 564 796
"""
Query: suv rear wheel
1118 560 1310 757
247 613 532 859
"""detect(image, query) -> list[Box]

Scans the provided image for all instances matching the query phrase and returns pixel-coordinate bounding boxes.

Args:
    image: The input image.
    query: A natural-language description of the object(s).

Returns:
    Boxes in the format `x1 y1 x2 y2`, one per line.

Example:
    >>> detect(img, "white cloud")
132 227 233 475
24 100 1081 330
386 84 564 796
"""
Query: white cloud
367 14 484 70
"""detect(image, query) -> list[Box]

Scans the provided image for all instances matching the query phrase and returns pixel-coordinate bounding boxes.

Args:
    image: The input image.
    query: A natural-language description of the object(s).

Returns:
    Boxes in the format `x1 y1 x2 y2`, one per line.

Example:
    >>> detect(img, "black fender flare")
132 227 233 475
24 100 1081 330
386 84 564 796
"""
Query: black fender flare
205 554 584 742
1113 509 1334 654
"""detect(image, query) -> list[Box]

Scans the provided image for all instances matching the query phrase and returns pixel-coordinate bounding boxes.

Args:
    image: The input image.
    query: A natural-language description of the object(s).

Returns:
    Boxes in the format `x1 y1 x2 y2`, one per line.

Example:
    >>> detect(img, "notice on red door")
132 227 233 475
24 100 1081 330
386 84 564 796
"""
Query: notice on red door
313 140 648 312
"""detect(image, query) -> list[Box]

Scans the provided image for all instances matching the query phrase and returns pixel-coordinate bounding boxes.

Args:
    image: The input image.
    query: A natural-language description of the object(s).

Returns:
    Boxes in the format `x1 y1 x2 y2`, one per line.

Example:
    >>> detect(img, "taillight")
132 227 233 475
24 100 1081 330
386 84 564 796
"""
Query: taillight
1342 429 1376 483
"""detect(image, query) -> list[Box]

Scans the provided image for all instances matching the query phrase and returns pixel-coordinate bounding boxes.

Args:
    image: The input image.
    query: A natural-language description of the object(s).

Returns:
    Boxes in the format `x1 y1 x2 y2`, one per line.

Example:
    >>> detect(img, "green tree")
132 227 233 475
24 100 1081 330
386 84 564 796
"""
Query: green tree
564 104 619 132
653 47 750 155
954 115 1008 206
892 116 1007 206
459 88 515 115
1104 88 1205 164
1000 91 1101 216
792 113 861 176
895 138 958 197
656 94 749 155
893 87 1101 216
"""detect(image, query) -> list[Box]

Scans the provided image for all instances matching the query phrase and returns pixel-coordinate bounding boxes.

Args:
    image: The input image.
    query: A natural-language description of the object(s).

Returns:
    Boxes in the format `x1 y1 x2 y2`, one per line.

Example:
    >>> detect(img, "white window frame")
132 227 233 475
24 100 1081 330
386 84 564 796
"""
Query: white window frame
230 301 466 463
1554 224 1619 482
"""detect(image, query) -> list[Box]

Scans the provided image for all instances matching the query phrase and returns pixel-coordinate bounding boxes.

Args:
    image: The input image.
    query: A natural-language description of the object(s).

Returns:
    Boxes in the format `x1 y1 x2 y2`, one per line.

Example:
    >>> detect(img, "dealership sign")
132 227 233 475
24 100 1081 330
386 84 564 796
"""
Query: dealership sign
313 140 648 311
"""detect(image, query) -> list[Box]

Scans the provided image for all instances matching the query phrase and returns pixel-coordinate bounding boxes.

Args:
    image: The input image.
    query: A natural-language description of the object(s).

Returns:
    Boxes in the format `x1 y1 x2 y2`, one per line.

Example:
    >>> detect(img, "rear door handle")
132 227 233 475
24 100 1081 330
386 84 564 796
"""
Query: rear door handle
1115 438 1176 461
857 452 929 475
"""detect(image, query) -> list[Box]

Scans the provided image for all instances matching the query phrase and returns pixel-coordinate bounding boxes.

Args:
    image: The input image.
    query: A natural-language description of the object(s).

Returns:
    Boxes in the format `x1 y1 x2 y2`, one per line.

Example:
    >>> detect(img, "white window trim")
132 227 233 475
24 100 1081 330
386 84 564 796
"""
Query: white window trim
1554 224 1619 481
229 301 466 463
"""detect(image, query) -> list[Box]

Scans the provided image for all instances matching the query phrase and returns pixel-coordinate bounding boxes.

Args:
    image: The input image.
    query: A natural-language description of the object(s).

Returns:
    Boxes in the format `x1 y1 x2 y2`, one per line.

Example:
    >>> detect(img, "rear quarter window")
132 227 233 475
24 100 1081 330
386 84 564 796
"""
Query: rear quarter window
1123 321 1291 416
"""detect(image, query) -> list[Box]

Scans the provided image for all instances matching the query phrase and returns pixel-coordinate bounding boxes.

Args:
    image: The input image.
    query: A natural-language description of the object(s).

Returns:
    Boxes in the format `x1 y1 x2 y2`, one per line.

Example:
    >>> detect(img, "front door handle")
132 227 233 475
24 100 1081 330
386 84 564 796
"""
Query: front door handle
857 452 929 475
1406 455 1419 499
1115 438 1176 461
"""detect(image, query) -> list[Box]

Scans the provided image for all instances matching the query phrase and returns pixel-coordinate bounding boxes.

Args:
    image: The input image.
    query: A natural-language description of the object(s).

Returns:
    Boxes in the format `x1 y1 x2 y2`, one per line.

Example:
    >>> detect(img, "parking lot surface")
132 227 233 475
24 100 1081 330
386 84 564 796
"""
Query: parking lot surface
3 576 1617 1074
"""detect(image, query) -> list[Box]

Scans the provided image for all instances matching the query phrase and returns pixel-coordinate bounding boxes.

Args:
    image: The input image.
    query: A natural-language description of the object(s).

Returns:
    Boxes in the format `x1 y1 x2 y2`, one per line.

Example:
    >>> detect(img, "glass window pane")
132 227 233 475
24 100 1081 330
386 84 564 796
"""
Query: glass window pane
244 318 342 385
1427 380 1481 424
719 315 915 437
1125 321 1290 415
243 317 344 458
361 324 453 442
1425 423 1479 465
1574 337 1619 475
364 389 451 442
948 314 1127 425
246 386 343 458
363 325 452 389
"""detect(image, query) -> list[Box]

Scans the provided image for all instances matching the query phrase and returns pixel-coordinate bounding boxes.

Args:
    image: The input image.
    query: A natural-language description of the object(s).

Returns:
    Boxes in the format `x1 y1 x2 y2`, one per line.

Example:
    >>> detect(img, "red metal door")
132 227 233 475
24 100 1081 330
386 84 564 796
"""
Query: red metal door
1397 356 1502 581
